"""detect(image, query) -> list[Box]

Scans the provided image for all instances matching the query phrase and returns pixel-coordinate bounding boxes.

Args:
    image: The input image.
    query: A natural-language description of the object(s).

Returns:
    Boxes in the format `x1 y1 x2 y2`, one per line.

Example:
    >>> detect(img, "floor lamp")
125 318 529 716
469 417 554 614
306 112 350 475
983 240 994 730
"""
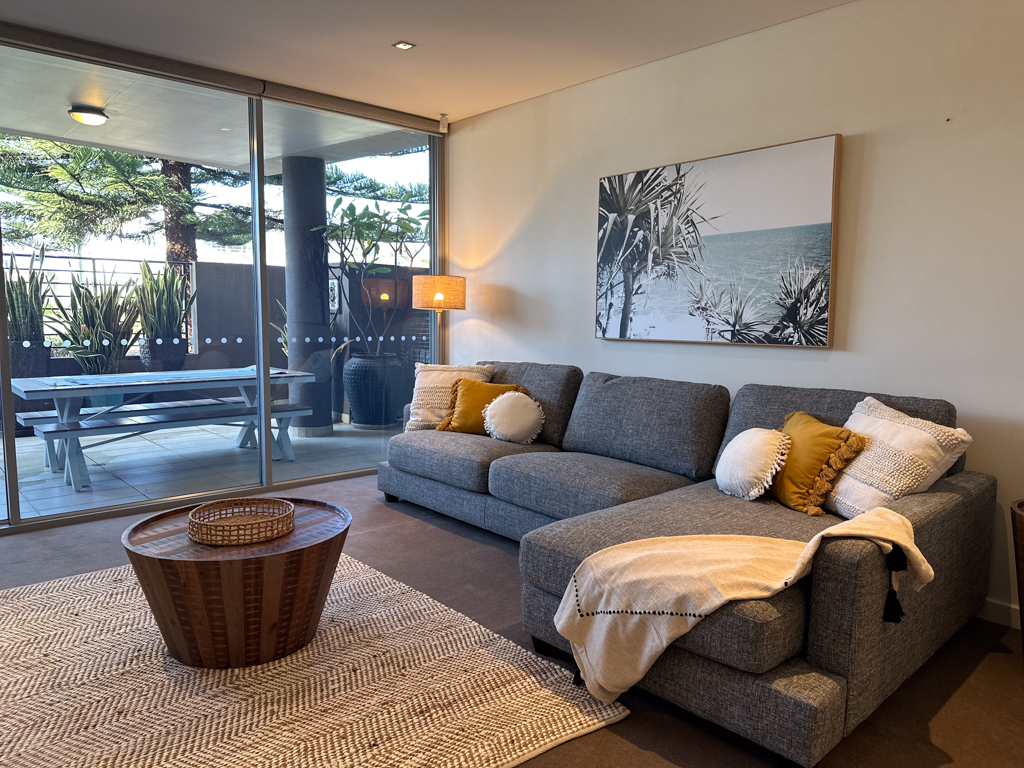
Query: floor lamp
411 275 466 364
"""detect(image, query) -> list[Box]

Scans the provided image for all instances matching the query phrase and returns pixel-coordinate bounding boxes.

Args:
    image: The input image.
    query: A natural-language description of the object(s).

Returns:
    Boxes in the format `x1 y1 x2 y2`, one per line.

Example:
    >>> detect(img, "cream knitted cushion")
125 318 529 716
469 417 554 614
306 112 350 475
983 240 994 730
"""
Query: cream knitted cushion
406 363 494 431
482 391 545 444
825 397 972 519
715 428 792 501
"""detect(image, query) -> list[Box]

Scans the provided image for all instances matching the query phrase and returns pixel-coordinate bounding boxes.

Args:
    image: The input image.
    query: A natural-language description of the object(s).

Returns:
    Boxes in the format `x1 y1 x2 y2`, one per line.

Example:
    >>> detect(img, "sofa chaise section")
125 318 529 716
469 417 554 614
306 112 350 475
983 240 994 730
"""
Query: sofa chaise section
519 383 996 767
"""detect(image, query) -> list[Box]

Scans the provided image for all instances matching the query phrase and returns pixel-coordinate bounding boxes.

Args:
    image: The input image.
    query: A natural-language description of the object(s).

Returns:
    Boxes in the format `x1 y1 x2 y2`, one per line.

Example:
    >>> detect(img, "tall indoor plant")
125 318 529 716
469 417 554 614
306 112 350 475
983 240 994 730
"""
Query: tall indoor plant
318 196 428 427
137 260 195 371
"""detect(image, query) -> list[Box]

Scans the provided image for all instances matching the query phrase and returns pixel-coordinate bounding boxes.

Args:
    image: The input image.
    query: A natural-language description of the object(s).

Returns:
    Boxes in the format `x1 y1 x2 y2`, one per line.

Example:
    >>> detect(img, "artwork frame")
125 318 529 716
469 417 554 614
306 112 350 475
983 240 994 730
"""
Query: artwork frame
595 134 841 348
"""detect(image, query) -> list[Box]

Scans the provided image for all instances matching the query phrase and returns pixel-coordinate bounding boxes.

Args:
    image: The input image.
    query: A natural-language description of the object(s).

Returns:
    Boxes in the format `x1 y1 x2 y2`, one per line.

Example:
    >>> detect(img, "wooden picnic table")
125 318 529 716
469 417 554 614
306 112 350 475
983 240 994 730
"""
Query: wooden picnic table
10 366 315 491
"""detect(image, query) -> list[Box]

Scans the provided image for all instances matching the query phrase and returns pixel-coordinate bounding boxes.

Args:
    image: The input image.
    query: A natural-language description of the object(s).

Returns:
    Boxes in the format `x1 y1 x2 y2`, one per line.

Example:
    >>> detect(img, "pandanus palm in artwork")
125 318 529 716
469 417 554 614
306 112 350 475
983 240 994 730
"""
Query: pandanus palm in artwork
595 135 839 347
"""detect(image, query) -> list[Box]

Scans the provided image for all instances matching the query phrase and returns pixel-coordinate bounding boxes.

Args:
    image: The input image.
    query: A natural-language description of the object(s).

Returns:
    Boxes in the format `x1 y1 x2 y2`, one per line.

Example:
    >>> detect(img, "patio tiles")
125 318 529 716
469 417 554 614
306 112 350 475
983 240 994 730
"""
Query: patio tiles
2 421 399 521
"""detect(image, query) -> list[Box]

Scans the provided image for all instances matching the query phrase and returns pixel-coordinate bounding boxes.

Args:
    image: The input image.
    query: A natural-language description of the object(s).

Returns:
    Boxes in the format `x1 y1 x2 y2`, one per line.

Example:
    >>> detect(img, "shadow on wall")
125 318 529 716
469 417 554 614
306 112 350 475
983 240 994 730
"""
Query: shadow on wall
471 283 524 324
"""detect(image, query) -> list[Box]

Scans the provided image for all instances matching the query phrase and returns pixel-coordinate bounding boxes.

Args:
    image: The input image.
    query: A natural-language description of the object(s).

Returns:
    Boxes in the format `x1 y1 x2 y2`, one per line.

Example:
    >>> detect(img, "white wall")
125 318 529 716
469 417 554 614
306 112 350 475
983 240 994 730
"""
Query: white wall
447 0 1024 627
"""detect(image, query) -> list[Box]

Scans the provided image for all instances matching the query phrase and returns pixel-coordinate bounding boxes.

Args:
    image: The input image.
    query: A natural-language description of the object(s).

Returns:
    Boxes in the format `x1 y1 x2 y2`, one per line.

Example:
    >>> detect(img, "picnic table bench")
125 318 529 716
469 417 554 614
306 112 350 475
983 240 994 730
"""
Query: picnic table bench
11 367 316 492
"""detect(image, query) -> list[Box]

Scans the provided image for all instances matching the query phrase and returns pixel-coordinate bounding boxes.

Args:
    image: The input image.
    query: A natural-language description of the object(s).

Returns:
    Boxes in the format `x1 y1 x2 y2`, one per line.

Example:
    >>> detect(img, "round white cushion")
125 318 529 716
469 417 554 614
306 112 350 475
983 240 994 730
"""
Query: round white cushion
716 427 792 501
483 391 545 444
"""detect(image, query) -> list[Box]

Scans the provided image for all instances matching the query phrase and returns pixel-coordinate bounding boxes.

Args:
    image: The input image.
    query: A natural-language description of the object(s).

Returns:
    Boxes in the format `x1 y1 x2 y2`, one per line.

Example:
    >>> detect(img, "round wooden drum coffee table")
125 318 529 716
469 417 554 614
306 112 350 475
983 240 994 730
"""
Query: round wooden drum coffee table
123 498 351 669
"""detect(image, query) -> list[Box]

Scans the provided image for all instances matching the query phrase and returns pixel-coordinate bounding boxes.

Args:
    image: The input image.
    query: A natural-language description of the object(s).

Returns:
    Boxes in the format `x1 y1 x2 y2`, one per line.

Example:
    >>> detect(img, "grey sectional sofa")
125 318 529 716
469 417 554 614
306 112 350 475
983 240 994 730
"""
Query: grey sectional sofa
377 362 996 767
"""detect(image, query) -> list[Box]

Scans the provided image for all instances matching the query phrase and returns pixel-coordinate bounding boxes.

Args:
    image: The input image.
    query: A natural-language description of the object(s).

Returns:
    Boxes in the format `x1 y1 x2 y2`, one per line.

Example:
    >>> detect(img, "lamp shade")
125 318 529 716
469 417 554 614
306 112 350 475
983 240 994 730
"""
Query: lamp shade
412 275 466 311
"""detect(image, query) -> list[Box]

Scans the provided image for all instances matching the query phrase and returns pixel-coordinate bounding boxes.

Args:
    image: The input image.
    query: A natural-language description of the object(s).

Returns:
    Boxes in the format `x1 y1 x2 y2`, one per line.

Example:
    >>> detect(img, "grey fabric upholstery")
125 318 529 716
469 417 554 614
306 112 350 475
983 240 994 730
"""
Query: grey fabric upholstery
486 495 566 541
477 361 584 448
805 470 996 733
377 461 558 540
387 430 559 493
523 584 845 768
488 452 692 520
520 480 839 597
519 481 822 674
718 383 966 474
562 372 729 480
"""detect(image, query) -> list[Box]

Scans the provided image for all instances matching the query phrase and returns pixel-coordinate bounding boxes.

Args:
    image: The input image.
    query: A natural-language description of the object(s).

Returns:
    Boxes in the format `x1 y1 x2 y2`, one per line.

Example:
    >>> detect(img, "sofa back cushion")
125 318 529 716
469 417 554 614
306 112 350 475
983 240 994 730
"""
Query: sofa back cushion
719 384 965 475
561 372 731 480
476 361 584 448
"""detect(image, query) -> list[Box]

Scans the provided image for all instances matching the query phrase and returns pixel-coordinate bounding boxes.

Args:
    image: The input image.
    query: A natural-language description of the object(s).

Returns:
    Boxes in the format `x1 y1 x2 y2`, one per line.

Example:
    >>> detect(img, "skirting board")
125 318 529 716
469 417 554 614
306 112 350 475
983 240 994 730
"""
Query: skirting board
978 597 1021 630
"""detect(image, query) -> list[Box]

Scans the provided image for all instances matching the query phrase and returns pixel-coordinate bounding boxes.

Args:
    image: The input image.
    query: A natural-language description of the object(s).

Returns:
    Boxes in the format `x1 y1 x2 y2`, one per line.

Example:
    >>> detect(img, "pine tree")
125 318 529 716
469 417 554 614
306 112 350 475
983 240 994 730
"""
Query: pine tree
0 136 255 267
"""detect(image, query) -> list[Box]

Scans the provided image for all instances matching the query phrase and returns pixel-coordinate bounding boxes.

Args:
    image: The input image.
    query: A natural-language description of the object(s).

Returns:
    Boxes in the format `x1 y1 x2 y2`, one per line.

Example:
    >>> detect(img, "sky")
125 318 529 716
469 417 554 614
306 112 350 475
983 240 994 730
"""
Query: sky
646 135 838 236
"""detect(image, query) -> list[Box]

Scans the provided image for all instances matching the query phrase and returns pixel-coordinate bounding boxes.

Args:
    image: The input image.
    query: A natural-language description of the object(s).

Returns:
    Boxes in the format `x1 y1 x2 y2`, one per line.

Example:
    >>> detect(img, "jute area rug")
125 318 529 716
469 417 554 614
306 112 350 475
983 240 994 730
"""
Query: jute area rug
0 556 627 767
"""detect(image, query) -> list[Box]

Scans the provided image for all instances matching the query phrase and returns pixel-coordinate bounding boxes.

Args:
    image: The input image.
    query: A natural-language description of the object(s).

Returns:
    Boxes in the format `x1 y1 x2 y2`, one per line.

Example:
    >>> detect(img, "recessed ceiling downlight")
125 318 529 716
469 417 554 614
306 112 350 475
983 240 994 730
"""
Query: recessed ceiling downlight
392 41 416 50
68 106 108 126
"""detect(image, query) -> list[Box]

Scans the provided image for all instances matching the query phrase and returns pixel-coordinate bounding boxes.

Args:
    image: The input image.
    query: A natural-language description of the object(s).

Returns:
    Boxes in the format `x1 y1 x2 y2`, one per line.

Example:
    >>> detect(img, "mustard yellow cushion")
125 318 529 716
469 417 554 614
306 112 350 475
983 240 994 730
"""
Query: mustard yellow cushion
437 379 528 435
769 411 865 516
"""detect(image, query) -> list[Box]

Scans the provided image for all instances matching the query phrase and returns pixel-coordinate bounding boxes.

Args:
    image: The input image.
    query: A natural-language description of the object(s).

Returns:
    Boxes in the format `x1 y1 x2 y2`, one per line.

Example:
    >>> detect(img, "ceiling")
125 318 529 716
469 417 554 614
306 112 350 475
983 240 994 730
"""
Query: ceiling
0 46 426 171
0 0 855 123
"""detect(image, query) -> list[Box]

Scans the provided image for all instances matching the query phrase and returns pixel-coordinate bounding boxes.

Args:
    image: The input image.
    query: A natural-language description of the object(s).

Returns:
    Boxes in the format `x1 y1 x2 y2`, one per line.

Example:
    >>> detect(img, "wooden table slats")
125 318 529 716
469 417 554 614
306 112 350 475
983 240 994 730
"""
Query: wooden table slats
123 499 351 668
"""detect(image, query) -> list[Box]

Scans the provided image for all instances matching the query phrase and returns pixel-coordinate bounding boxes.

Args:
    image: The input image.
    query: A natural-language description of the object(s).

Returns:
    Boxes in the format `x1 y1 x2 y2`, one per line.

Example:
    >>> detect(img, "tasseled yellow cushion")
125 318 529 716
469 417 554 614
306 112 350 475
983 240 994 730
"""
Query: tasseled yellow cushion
769 411 865 516
437 379 528 435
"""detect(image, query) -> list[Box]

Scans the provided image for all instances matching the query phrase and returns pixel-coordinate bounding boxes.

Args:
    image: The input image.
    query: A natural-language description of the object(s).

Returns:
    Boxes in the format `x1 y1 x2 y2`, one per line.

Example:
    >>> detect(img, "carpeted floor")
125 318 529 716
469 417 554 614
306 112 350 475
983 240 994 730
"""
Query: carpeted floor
1 474 1021 767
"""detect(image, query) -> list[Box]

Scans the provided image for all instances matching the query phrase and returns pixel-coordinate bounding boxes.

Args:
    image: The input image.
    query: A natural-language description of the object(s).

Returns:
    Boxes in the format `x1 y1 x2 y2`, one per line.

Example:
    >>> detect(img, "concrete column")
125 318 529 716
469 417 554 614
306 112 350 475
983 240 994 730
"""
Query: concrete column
282 155 332 437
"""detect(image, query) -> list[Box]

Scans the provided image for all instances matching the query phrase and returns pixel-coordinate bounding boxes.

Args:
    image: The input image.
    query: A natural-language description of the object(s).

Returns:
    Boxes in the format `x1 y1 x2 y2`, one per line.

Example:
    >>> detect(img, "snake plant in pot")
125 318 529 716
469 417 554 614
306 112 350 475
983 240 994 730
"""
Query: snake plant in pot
51 275 140 377
137 261 195 371
5 248 52 424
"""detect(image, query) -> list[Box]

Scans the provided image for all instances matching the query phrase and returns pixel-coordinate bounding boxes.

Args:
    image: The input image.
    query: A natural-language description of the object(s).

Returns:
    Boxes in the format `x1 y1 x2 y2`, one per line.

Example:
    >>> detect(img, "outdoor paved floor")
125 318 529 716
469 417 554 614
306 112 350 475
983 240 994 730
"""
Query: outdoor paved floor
0 422 398 521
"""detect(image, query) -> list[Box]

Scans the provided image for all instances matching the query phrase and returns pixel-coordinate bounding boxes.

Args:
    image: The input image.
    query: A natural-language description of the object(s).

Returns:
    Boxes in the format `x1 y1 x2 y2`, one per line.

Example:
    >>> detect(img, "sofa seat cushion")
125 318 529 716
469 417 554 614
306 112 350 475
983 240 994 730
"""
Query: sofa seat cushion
520 480 840 673
489 452 692 520
387 430 559 493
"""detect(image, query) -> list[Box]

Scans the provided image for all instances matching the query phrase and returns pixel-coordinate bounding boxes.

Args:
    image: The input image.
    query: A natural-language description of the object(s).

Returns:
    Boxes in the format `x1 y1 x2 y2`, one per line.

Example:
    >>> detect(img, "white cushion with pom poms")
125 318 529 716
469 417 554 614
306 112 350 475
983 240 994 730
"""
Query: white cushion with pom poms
483 391 545 444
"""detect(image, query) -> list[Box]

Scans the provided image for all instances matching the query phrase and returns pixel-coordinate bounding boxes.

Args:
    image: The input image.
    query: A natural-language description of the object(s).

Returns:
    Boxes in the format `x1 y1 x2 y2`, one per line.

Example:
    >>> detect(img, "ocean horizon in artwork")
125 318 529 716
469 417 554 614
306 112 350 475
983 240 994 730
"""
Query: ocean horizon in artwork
595 135 838 347
632 222 832 343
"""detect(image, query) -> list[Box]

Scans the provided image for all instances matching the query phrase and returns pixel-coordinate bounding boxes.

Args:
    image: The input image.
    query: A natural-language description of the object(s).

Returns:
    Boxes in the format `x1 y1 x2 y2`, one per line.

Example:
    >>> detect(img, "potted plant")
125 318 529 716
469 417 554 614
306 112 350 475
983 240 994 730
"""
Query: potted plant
137 260 195 372
52 275 140 405
318 196 428 428
5 247 52 427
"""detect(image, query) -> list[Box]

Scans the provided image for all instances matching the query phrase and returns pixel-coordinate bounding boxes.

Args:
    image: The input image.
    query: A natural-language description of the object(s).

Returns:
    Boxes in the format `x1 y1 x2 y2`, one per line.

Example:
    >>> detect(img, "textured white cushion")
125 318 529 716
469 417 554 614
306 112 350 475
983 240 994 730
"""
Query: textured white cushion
483 391 545 444
826 397 973 519
716 428 792 501
406 363 494 431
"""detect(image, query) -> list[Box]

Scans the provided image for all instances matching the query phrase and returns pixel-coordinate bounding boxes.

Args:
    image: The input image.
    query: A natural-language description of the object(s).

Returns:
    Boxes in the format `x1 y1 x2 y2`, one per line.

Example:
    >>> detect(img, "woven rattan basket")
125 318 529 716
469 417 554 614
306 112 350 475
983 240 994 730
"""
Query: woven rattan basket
188 497 295 546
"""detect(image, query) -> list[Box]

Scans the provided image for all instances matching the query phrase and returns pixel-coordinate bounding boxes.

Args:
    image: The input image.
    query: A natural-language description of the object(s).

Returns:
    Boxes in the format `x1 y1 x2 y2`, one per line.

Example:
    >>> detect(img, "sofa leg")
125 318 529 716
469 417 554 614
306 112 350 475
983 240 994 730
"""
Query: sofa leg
532 636 584 683
383 493 400 503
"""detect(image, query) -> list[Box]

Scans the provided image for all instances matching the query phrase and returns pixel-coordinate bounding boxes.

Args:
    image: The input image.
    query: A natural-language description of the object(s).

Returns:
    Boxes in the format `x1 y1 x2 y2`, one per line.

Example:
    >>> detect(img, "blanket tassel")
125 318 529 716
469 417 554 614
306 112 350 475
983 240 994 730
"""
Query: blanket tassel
883 543 907 623
887 543 908 572
883 586 905 624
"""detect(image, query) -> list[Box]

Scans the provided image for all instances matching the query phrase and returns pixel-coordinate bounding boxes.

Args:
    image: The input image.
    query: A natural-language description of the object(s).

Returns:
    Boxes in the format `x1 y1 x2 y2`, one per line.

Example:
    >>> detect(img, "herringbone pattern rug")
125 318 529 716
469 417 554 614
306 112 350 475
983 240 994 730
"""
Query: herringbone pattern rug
0 557 627 767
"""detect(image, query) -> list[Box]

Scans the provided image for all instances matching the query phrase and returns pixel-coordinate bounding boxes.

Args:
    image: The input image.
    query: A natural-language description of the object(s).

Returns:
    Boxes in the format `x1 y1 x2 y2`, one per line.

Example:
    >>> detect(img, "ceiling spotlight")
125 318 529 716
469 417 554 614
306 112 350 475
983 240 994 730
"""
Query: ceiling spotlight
392 41 416 50
68 105 108 126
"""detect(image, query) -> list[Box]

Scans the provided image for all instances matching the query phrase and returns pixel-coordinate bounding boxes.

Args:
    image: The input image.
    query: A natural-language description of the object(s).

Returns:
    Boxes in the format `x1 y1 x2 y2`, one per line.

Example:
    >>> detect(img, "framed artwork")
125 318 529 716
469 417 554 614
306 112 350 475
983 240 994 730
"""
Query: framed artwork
595 134 840 347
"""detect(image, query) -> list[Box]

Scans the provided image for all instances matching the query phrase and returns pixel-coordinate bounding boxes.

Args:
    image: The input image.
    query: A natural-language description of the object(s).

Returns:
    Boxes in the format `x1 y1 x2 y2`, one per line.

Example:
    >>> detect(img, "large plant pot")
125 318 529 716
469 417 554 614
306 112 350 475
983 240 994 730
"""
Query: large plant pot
8 342 51 435
342 353 403 429
139 338 187 372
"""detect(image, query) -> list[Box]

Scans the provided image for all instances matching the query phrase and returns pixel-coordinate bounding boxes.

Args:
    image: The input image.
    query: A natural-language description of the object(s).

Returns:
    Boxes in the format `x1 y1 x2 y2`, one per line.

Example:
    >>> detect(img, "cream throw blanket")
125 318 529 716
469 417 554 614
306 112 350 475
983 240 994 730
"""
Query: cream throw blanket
554 507 933 703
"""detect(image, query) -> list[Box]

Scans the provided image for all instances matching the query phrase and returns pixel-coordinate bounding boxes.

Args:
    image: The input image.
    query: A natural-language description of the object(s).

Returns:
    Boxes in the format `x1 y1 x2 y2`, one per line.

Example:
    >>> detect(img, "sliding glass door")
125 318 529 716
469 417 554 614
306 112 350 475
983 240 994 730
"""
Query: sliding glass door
0 42 438 527
258 100 435 484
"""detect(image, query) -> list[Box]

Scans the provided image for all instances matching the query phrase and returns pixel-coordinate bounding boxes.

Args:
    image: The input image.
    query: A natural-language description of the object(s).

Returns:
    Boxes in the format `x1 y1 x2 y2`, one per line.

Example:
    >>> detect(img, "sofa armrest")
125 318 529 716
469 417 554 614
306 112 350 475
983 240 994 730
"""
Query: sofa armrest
806 470 996 734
